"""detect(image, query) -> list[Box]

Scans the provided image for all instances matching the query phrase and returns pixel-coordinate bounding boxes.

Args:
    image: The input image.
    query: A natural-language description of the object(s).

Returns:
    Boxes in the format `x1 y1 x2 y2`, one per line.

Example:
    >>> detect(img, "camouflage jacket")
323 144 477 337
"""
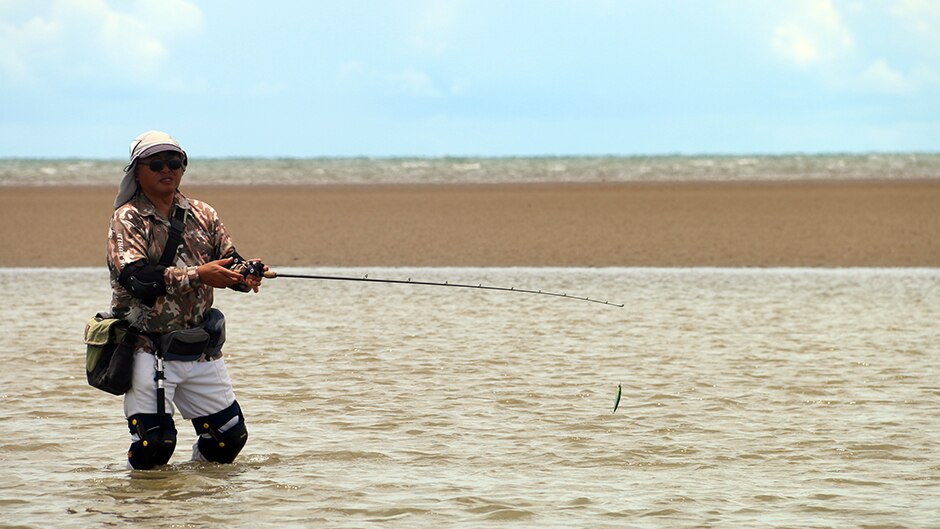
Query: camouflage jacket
108 192 238 352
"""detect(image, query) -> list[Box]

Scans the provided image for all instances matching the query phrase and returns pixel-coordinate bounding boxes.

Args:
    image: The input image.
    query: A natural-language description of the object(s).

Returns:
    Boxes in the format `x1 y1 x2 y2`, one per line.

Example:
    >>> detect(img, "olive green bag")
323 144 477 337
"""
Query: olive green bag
84 315 137 395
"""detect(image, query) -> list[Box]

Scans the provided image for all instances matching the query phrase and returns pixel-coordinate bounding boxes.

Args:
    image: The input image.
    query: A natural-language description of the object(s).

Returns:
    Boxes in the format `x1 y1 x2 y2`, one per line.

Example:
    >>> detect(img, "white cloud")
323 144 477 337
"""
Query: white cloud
771 0 854 66
0 0 203 87
761 0 940 94
859 58 912 93
772 25 819 66
388 69 442 98
410 0 463 56
890 0 940 39
882 0 940 92
0 13 58 82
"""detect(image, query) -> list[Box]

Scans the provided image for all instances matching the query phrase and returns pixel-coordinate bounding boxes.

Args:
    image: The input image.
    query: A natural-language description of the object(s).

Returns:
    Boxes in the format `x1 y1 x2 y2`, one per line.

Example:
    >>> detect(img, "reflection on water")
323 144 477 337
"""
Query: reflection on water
1 267 938 527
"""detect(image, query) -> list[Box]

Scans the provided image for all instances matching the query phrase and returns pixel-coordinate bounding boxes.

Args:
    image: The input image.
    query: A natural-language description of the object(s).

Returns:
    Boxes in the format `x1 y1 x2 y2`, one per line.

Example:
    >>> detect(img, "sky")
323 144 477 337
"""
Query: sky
1 0 939 158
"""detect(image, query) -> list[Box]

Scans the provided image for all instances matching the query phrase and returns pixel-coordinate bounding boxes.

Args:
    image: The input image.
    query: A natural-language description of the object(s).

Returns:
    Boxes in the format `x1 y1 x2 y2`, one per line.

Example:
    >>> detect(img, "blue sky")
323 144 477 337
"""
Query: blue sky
1 0 938 157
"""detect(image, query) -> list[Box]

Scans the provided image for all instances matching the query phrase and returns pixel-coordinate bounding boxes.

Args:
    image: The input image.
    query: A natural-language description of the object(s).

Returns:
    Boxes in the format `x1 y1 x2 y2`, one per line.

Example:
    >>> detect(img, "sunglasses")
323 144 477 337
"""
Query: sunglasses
145 159 184 172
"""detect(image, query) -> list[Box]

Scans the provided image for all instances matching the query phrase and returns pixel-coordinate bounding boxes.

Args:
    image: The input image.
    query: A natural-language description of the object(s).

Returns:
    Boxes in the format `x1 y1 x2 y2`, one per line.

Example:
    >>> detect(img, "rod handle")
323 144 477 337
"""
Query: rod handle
263 271 278 279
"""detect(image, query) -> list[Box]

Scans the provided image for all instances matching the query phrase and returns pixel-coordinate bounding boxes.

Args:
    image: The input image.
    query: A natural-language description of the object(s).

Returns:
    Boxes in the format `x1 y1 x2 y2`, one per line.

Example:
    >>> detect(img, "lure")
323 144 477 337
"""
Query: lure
613 384 622 413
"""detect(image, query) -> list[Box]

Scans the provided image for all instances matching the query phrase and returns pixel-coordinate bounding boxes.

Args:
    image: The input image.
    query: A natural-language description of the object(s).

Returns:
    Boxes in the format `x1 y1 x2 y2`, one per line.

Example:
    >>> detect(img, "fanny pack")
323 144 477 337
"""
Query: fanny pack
84 313 138 395
157 308 226 361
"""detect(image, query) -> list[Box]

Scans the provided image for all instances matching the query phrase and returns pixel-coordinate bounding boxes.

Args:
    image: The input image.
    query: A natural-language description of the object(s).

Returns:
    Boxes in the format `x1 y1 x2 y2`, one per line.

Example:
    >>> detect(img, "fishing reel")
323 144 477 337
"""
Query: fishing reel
229 256 266 279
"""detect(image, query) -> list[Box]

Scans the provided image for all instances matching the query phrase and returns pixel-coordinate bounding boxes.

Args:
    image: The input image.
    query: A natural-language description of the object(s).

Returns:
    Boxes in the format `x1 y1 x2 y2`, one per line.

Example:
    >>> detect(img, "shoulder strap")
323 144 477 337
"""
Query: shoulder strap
158 205 187 267
125 205 188 313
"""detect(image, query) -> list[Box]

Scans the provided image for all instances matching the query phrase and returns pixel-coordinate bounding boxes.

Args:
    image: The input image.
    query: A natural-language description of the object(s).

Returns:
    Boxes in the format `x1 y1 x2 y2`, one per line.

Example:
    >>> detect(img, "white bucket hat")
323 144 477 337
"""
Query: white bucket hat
114 130 188 209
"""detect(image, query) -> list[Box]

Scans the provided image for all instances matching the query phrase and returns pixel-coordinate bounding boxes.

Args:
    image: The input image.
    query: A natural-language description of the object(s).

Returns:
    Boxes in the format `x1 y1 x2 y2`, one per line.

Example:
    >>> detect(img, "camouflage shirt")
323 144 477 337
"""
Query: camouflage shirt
108 192 238 352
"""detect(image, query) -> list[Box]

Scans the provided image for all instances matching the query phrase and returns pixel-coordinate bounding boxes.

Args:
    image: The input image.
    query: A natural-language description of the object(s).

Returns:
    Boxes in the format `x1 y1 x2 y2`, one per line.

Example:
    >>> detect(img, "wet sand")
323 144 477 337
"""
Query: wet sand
1 181 938 268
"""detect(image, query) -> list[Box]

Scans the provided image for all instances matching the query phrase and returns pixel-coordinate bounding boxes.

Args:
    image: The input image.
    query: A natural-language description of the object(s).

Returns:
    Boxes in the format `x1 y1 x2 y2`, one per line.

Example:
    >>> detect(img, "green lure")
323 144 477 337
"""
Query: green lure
613 384 622 413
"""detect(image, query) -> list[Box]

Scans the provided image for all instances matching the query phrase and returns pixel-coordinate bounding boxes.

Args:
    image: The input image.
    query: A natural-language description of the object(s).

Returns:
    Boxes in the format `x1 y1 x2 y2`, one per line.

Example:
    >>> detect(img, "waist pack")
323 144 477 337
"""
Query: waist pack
157 308 226 361
84 314 138 395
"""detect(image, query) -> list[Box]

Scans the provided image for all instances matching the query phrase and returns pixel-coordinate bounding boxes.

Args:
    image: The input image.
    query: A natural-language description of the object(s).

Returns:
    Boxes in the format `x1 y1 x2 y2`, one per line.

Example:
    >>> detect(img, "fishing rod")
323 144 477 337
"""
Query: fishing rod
261 270 624 308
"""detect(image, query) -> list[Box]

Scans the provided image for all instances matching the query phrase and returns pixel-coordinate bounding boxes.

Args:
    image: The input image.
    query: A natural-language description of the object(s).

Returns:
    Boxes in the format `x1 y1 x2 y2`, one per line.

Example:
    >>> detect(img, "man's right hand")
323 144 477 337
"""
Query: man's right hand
196 257 245 289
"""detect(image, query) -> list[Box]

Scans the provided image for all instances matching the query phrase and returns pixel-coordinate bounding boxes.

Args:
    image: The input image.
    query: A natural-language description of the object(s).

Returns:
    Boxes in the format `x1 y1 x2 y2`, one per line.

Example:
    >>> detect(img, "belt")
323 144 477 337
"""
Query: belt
143 332 222 362
162 351 222 362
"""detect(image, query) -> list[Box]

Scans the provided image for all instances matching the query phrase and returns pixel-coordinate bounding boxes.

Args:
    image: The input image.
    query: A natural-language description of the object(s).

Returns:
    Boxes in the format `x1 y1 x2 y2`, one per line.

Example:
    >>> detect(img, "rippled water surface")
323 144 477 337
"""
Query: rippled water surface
2 153 939 186
1 268 938 528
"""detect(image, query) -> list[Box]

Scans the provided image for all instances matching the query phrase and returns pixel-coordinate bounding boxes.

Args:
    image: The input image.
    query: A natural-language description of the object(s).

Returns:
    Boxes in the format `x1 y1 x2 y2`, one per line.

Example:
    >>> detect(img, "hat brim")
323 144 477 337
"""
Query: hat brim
136 143 185 160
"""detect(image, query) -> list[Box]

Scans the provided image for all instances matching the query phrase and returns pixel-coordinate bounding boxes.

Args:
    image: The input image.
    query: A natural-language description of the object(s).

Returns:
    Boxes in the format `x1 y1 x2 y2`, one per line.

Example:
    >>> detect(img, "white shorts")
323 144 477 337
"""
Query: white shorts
123 351 237 421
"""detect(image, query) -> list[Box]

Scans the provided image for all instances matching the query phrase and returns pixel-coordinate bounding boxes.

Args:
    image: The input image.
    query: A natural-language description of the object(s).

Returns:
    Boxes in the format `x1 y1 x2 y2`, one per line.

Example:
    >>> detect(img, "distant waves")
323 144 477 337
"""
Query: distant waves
1 153 939 186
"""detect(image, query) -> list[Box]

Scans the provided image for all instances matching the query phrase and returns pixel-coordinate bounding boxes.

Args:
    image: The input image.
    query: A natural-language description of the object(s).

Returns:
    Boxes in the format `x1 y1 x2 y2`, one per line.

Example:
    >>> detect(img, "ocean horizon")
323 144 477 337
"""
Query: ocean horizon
2 153 939 186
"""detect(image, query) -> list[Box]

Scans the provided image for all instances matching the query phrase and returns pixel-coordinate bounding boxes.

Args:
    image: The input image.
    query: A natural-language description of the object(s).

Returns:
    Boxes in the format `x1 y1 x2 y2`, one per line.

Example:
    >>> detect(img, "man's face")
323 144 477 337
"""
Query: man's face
136 152 184 199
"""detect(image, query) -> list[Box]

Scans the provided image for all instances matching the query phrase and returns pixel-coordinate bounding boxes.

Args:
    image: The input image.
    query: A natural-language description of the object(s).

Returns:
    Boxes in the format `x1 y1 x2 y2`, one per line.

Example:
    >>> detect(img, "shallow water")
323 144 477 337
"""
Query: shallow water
1 267 938 528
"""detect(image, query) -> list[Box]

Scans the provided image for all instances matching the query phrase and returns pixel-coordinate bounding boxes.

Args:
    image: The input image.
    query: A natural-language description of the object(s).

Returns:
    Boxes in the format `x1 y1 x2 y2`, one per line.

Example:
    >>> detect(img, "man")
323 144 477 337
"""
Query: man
107 130 265 470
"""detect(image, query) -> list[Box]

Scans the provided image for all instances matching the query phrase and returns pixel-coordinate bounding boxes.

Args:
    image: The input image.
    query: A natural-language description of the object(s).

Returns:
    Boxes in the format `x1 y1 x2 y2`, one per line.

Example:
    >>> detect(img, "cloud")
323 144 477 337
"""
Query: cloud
773 25 820 66
0 0 203 88
856 61 940 95
771 0 854 66
889 0 940 39
762 0 940 95
0 11 58 81
882 0 940 92
410 0 464 55
858 58 912 93
388 69 442 98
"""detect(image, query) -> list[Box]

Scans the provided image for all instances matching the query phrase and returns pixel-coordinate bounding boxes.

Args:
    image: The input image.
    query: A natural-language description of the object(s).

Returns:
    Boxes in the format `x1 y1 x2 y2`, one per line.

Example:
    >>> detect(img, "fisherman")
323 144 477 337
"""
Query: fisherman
107 130 266 470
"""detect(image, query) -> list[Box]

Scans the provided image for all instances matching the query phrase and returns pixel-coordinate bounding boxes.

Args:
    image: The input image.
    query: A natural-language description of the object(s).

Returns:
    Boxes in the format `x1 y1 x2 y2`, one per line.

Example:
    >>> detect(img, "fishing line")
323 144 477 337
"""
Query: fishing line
262 271 624 308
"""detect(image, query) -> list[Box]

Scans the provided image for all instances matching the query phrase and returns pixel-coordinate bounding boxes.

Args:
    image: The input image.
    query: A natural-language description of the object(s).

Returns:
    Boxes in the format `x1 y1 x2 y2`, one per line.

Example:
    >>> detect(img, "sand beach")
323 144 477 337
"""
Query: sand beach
0 180 937 268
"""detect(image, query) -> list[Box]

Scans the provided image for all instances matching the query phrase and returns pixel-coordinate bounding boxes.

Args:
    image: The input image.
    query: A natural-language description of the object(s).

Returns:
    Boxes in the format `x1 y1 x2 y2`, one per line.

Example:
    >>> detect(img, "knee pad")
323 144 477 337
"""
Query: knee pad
192 400 248 464
127 414 177 470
